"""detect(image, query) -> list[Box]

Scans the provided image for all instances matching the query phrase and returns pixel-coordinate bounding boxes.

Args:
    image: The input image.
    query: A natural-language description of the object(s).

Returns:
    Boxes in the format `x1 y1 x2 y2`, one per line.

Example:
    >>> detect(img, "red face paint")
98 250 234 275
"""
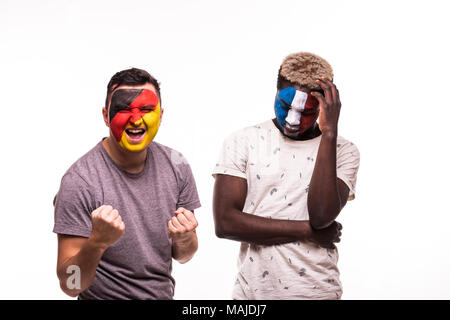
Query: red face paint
298 94 319 133
109 89 159 142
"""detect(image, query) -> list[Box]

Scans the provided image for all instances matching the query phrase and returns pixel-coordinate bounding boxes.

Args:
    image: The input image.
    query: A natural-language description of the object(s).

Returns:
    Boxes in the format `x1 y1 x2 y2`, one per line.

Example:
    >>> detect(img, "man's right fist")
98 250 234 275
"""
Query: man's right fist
89 205 125 249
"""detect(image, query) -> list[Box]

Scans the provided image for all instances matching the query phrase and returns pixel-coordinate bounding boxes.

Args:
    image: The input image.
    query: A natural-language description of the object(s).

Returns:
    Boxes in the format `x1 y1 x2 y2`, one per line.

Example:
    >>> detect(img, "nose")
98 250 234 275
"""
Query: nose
129 108 143 125
285 110 301 126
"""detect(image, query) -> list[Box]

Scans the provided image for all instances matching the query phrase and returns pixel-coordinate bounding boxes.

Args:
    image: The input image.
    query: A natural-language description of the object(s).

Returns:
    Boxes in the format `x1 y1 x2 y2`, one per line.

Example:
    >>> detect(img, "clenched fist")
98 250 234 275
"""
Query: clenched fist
168 207 198 240
89 205 125 249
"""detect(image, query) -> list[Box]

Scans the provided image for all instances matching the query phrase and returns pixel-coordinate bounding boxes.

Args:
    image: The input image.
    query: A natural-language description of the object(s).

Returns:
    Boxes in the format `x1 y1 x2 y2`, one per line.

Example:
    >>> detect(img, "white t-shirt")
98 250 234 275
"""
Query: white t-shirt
212 120 360 299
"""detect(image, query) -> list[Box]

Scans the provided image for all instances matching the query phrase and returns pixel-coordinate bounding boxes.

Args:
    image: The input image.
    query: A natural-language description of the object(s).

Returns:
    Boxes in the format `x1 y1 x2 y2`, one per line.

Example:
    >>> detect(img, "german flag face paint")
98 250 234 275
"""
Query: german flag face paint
109 89 161 152
274 87 319 138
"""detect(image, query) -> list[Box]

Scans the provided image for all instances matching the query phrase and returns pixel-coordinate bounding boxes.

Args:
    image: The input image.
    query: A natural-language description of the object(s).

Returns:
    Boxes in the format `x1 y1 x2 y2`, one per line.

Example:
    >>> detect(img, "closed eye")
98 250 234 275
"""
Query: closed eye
140 105 156 111
279 98 291 111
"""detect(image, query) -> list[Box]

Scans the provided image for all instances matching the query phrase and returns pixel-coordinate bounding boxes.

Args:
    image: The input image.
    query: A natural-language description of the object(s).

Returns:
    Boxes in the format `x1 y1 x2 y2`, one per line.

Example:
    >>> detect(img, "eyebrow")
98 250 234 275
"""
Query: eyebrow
114 104 156 110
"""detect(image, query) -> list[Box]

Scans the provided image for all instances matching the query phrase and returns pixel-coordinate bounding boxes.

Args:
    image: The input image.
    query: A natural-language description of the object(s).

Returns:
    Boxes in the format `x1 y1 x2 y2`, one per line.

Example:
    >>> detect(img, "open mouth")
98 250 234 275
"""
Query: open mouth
125 127 146 143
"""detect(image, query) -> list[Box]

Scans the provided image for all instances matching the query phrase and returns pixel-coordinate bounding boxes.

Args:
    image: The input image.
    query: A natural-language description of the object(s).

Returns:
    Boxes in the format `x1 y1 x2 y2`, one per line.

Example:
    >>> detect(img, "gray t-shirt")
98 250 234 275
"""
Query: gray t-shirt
53 140 201 300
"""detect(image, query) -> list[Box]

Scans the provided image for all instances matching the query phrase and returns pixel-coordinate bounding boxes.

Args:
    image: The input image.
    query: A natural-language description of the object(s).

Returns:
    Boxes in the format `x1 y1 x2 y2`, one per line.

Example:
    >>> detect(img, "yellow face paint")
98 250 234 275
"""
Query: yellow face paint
118 103 161 152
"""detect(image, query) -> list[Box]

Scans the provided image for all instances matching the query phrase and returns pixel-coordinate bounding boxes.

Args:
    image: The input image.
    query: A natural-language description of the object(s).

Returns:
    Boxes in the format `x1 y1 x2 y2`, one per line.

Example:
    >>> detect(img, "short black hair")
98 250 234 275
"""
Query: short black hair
105 67 161 108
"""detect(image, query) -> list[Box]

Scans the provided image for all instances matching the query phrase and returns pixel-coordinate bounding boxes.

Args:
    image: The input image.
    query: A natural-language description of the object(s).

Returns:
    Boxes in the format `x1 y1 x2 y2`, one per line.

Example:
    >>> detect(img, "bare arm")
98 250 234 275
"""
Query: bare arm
308 79 350 229
56 205 125 297
307 132 350 229
213 174 341 247
56 235 106 297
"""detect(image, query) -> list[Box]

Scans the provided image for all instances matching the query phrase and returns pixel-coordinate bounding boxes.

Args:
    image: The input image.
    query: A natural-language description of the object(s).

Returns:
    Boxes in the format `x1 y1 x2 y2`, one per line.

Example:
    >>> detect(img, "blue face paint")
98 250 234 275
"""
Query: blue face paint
275 87 319 137
274 87 296 131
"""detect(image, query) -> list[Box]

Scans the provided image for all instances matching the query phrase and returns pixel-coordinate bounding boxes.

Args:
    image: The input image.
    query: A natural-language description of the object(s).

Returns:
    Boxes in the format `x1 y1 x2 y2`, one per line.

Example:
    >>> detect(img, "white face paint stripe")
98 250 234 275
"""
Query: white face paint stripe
291 90 308 111
285 90 308 128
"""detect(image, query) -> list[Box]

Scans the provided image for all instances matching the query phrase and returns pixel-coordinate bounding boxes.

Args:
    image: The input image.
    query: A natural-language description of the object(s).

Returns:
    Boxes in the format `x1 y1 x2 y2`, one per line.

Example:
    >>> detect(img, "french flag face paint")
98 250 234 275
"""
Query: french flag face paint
274 87 319 137
109 89 161 152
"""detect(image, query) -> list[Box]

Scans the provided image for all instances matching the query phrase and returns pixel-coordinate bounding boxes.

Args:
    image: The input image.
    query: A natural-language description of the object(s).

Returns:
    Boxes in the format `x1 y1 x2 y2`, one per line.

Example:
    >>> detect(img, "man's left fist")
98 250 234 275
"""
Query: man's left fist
168 207 198 239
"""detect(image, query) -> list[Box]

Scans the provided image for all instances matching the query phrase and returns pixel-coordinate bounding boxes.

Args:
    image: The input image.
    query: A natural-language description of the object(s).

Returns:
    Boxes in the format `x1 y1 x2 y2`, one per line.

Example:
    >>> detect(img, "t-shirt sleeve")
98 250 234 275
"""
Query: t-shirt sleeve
176 160 202 212
212 131 248 179
336 141 360 201
53 171 95 237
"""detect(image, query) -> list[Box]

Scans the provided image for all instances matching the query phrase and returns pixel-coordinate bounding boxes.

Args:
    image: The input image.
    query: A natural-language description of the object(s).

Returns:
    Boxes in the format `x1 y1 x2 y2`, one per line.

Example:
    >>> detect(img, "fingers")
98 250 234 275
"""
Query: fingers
169 208 198 235
316 78 333 104
168 220 177 234
92 205 123 225
101 206 119 222
91 204 108 218
174 207 186 215
171 215 186 231
113 214 125 230
90 205 125 248
168 217 187 236
316 78 340 106
175 208 198 228
310 91 325 107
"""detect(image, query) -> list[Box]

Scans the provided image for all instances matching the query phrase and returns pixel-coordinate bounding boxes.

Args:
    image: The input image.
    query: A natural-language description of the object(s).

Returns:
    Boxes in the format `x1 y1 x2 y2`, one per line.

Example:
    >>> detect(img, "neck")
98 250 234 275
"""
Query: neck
102 137 148 174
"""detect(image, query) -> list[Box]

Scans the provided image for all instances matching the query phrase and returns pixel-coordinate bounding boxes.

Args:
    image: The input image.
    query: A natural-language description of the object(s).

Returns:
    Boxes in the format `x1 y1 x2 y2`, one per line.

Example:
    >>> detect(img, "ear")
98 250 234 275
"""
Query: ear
159 107 164 124
102 107 110 127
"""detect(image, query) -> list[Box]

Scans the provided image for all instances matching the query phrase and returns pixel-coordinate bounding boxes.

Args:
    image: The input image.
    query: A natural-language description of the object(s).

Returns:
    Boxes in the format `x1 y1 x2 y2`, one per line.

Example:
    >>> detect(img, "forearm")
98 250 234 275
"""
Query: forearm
57 238 106 297
172 231 198 264
215 208 313 245
307 132 341 229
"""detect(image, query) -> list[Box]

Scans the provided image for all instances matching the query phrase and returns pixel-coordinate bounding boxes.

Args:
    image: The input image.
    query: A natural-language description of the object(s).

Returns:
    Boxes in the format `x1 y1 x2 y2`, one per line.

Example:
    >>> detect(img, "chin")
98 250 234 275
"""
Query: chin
120 140 150 152
124 146 148 152
283 127 305 137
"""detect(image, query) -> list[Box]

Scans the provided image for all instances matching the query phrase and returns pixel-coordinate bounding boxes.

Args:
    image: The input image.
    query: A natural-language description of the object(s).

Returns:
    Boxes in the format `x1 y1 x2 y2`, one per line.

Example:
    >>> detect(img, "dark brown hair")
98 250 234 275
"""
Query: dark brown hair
105 67 161 108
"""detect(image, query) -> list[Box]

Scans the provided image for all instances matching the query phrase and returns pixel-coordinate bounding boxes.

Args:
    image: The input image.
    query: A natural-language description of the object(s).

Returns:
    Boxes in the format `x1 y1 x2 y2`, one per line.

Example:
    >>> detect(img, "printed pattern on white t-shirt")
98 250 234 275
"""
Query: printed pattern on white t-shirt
212 120 360 299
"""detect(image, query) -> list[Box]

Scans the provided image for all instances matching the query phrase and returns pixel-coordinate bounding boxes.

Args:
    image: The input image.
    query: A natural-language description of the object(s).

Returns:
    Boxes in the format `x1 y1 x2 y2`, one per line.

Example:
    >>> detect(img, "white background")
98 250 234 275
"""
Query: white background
1 0 449 299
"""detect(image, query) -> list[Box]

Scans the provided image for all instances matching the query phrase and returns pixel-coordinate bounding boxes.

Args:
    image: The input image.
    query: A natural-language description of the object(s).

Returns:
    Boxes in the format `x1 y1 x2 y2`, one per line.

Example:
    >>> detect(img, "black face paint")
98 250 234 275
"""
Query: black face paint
109 89 143 121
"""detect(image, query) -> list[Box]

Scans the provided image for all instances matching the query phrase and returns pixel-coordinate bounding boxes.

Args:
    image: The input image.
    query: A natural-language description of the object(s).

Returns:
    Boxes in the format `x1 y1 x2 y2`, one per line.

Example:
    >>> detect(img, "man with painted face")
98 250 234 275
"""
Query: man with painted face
53 68 201 299
212 52 360 299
